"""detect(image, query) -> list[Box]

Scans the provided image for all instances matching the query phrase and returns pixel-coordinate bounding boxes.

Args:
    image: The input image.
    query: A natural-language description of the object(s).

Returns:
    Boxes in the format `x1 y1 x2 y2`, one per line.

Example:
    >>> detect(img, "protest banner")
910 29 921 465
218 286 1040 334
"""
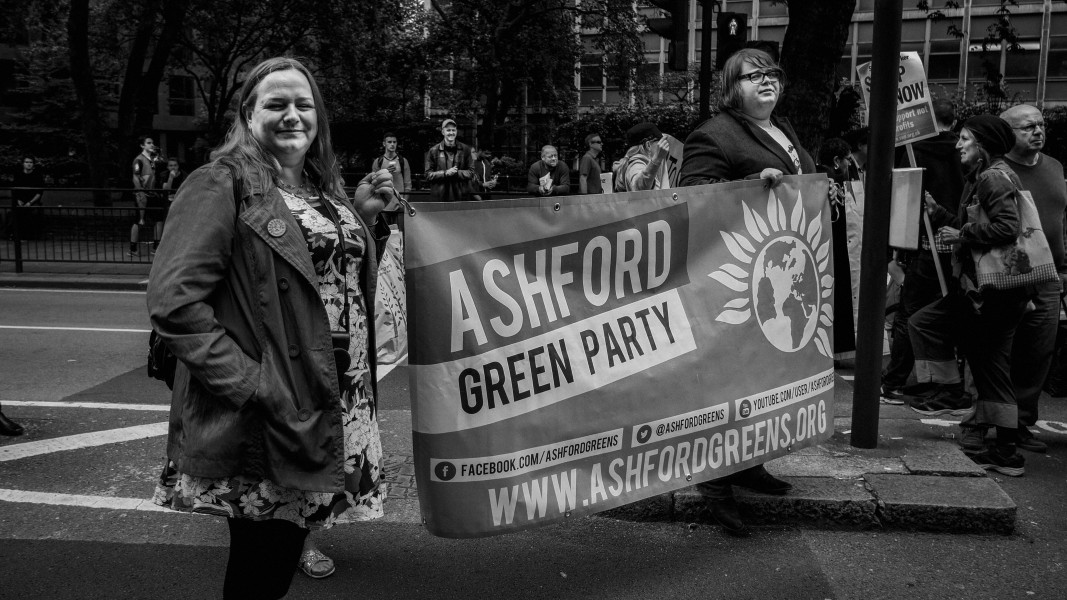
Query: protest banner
857 51 938 147
405 176 836 538
888 168 923 250
375 225 407 364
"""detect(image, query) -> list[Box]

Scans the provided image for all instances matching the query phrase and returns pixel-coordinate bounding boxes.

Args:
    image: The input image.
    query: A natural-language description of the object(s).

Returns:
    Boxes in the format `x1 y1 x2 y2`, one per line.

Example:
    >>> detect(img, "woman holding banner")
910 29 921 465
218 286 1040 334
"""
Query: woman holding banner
678 48 810 537
909 115 1032 476
147 56 393 598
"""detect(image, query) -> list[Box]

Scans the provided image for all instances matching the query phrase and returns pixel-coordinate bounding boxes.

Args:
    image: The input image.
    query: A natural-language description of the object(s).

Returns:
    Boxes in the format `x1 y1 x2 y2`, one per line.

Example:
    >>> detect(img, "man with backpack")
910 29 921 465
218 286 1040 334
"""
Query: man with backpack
372 132 412 204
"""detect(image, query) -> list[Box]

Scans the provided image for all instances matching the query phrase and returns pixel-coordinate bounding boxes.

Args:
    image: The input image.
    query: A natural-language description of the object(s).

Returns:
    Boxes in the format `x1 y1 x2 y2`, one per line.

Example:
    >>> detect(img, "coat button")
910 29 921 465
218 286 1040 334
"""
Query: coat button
287 344 299 358
297 408 312 422
267 219 287 237
278 278 289 291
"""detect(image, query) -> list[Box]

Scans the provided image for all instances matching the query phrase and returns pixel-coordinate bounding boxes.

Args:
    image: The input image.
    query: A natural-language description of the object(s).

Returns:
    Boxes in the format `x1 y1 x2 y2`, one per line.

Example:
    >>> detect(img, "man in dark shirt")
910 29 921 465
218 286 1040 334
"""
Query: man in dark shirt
526 145 571 197
11 156 45 239
579 133 604 194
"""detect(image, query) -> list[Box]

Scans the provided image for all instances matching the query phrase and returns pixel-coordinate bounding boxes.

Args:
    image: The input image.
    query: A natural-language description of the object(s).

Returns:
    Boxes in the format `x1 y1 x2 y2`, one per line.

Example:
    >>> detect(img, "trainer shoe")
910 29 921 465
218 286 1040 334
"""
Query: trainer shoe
880 385 906 405
909 385 971 417
959 425 988 454
970 446 1025 477
1016 427 1048 453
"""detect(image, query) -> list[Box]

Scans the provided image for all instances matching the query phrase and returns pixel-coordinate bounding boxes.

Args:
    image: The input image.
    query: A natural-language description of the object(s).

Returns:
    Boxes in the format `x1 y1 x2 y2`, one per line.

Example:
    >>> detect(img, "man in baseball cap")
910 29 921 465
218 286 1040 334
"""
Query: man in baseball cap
425 118 474 202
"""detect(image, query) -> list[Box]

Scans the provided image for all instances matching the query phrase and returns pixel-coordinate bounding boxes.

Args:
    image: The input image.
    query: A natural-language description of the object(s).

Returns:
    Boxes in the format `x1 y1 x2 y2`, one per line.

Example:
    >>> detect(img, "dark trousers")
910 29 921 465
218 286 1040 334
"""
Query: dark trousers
883 251 953 388
224 518 309 600
1011 281 1062 426
914 289 1029 429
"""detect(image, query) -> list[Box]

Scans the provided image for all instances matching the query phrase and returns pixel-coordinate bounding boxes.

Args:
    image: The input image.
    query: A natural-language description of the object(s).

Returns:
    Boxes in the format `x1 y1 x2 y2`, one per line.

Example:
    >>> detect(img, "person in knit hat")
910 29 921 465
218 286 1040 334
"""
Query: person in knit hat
908 113 1032 477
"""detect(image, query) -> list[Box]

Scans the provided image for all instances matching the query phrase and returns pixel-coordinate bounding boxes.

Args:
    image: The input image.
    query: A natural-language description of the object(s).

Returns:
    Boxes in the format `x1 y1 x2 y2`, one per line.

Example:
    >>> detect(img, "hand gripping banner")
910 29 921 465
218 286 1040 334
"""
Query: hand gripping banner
406 175 835 538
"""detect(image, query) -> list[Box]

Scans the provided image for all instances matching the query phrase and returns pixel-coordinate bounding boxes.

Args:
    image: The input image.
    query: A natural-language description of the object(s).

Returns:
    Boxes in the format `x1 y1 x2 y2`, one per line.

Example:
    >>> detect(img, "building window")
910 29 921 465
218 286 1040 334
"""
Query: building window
168 76 196 117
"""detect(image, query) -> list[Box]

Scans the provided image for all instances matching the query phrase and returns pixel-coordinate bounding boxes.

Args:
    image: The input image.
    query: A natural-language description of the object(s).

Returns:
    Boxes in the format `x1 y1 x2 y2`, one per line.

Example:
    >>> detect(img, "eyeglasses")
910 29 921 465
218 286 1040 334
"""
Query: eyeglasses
591 140 603 144
1013 122 1045 133
740 69 783 85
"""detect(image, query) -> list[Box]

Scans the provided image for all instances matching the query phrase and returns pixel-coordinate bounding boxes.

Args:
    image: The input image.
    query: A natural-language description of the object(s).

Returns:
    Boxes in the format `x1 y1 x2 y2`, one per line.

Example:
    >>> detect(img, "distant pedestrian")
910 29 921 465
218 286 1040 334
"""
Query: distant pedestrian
129 136 163 255
817 138 857 359
579 133 605 194
470 147 497 200
11 156 45 239
425 118 474 202
526 145 571 196
372 132 412 203
158 158 185 237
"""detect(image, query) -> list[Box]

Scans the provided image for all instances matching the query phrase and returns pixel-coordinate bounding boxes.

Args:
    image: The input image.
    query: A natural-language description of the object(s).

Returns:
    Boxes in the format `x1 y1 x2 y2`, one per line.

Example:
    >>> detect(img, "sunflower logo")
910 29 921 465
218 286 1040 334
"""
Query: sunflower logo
708 189 834 357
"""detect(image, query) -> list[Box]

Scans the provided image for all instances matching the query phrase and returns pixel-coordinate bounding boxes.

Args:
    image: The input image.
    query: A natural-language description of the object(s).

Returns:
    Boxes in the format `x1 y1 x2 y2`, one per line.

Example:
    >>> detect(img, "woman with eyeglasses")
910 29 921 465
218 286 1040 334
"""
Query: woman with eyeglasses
147 56 393 599
678 48 813 538
680 48 814 187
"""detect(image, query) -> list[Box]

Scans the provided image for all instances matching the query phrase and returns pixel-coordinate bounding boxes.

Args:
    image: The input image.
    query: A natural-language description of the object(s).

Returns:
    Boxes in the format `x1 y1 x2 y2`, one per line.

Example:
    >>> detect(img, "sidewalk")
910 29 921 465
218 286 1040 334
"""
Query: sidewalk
2 271 1017 535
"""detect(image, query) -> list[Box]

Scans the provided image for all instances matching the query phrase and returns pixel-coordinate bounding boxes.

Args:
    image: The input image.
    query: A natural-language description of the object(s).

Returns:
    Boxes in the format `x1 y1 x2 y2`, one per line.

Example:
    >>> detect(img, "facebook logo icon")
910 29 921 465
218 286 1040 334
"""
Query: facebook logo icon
434 461 457 481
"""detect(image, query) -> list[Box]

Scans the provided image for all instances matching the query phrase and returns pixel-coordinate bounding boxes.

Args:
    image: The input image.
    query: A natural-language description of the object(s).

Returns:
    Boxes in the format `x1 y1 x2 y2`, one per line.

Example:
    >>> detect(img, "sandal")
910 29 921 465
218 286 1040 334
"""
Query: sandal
297 548 336 579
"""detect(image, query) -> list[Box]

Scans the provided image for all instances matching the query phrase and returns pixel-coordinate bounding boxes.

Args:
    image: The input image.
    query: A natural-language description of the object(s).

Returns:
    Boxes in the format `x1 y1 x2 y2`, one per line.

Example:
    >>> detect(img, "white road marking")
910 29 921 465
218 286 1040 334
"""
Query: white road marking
839 374 854 381
0 422 167 462
0 488 168 512
0 288 145 295
3 401 168 411
377 353 407 381
0 325 151 333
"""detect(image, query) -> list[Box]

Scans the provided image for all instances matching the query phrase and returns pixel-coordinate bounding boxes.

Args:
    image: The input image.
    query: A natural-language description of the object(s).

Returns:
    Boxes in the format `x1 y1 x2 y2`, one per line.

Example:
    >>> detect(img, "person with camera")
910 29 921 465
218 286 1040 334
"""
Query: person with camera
147 57 393 599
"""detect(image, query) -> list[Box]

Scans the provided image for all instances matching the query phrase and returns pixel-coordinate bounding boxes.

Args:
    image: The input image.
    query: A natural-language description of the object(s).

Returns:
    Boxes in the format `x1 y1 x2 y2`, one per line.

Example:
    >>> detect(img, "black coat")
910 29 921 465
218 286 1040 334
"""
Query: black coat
679 108 815 185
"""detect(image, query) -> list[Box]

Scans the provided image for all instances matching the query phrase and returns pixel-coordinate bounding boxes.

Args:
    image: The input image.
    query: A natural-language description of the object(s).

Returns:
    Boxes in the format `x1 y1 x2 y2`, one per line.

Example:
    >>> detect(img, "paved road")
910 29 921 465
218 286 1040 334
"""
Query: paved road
1 287 1066 599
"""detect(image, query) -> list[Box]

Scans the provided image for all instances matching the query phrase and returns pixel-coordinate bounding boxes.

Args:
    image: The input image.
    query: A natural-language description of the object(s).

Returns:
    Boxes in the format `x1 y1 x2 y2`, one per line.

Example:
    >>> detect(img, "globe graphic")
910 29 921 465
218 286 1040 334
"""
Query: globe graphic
750 236 821 352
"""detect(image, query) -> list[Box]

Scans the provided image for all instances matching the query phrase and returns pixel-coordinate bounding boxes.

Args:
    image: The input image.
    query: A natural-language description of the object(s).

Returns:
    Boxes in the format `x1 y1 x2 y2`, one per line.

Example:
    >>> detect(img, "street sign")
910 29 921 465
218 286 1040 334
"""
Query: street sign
856 51 939 146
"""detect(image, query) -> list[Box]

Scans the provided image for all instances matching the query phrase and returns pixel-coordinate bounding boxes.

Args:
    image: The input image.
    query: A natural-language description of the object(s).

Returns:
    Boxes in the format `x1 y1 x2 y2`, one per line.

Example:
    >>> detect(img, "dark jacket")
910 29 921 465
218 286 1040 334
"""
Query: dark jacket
147 164 388 493
526 160 571 196
679 108 815 185
955 159 1021 282
425 141 473 202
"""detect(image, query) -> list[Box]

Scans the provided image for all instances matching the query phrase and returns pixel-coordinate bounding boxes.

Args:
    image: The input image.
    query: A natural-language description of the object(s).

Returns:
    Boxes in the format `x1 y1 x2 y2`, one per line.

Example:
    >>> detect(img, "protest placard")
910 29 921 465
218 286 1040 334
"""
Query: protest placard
856 51 939 146
405 176 836 537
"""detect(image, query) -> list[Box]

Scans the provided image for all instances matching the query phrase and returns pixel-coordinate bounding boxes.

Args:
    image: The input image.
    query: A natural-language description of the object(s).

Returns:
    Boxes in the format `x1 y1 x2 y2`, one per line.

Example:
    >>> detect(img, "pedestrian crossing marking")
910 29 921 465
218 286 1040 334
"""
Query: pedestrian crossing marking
4 401 168 411
0 488 169 512
0 325 151 333
0 422 167 462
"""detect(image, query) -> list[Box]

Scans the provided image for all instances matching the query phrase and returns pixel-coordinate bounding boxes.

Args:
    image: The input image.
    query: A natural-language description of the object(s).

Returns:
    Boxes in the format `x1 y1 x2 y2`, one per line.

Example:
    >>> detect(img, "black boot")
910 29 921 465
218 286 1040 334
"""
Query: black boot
0 411 24 436
707 497 749 537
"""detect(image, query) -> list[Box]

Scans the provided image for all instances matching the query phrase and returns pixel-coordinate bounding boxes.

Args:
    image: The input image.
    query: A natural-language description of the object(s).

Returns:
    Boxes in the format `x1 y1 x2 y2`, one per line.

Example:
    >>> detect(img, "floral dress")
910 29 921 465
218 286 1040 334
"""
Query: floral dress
153 187 386 529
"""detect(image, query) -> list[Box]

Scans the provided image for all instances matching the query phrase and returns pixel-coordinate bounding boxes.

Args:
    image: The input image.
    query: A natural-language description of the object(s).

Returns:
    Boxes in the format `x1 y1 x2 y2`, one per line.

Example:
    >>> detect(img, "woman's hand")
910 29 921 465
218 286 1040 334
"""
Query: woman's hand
938 226 961 245
759 168 784 188
352 169 394 222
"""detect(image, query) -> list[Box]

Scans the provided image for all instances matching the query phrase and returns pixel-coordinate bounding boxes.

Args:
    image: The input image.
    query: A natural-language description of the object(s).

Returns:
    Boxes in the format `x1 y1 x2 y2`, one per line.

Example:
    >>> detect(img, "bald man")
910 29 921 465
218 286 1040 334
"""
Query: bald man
526 145 571 196
959 104 1067 454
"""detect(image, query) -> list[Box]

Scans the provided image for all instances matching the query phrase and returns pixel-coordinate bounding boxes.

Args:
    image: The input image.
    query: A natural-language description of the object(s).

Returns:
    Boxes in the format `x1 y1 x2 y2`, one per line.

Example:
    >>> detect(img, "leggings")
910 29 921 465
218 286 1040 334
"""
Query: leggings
224 518 309 600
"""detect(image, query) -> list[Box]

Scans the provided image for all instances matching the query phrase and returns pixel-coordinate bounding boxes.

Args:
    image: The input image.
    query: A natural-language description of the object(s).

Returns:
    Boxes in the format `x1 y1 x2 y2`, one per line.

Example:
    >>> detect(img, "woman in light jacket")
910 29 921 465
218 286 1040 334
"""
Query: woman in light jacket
148 56 393 599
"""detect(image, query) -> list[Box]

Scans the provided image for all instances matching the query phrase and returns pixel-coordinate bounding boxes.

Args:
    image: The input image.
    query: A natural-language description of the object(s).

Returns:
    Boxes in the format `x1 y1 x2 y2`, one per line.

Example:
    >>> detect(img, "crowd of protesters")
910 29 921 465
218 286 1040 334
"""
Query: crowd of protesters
4 48 1065 597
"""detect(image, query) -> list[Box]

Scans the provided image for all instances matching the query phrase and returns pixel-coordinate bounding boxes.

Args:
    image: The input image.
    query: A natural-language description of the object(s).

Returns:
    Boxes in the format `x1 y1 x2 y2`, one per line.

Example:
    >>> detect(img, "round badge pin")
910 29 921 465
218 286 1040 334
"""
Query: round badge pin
267 219 287 237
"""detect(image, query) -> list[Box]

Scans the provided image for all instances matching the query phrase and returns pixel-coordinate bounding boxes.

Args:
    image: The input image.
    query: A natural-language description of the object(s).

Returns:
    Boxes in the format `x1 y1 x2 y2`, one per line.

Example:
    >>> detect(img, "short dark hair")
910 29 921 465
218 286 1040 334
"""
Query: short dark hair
585 133 601 146
21 156 35 164
818 138 851 166
383 132 397 141
931 99 955 128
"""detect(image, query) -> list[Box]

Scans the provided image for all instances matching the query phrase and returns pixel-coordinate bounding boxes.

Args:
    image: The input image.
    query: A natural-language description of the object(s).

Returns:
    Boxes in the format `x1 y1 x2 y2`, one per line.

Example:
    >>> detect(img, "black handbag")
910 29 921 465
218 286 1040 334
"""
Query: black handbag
147 164 243 389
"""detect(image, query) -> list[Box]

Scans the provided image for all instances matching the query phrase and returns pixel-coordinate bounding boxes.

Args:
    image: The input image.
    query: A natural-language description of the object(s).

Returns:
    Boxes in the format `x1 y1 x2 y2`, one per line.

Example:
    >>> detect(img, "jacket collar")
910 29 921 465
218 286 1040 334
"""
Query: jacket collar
727 108 799 174
240 186 318 287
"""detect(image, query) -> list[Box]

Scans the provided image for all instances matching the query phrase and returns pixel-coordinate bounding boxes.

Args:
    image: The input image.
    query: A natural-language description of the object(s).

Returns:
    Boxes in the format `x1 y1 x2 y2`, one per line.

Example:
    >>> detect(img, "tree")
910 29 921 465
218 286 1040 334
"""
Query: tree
775 0 858 152
66 0 191 192
423 0 645 149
